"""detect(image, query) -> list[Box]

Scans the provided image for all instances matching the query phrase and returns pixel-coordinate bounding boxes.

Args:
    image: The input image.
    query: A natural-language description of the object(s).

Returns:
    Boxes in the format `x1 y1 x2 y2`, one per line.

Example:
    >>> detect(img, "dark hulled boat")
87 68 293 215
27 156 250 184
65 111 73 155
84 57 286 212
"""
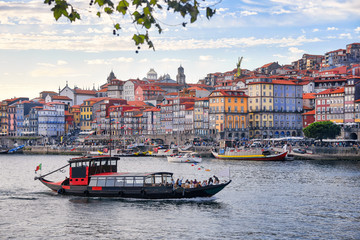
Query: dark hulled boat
35 155 230 199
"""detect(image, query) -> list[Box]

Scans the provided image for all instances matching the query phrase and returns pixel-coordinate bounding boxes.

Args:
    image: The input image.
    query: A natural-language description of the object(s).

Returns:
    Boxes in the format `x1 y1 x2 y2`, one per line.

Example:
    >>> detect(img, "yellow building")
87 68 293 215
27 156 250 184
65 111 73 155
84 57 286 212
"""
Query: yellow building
248 79 274 138
209 90 248 139
80 98 102 131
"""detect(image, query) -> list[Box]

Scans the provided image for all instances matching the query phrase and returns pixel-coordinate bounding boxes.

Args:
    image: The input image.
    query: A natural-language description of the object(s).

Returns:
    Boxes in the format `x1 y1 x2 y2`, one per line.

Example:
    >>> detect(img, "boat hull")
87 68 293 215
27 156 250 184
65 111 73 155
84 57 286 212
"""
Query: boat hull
167 156 202 163
212 151 287 161
39 178 230 199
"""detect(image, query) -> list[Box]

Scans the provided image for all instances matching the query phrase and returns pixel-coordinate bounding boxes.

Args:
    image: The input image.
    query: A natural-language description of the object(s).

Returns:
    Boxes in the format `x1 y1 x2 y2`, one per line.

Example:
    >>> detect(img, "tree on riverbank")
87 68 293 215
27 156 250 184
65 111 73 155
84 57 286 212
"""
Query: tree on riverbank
44 0 218 50
303 121 341 144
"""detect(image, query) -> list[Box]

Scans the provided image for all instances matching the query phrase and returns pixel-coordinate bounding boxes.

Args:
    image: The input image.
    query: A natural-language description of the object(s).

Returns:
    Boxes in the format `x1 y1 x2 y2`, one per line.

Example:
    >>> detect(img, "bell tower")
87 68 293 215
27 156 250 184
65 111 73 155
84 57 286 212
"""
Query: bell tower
176 65 186 85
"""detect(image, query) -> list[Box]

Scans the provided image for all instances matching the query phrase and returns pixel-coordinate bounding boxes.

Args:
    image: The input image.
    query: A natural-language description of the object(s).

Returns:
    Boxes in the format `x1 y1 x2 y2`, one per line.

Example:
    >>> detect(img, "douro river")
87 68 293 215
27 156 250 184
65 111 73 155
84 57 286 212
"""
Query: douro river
1 154 359 239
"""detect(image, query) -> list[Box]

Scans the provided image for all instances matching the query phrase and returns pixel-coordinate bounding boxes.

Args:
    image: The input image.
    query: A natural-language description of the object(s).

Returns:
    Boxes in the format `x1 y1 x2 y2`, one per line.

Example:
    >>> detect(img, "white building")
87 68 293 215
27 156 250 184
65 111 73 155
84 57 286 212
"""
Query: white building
59 83 96 106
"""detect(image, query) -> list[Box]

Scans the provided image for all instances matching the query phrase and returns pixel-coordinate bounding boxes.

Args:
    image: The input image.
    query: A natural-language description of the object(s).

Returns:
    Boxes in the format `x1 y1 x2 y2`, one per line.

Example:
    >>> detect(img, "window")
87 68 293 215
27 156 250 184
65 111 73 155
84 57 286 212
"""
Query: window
125 177 134 187
134 177 144 186
106 177 115 187
89 178 97 186
97 177 106 186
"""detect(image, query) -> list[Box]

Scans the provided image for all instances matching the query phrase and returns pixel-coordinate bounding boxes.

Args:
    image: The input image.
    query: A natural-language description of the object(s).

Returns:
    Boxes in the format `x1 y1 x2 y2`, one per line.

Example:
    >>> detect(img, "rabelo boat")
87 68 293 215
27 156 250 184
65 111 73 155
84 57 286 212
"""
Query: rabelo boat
35 155 230 199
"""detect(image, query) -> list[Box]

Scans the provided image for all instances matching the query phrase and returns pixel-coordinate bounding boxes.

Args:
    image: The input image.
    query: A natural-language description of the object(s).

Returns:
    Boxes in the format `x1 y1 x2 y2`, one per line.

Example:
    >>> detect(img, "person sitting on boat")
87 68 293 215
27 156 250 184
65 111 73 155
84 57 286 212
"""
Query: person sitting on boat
190 180 194 188
208 177 213 185
213 175 219 184
193 179 198 188
202 180 208 186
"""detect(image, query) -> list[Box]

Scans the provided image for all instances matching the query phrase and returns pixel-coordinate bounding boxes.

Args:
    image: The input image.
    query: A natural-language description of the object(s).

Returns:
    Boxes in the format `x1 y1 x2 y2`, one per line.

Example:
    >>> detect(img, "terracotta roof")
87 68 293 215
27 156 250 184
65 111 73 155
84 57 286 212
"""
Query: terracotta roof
186 87 208 91
316 87 344 95
302 109 315 115
75 89 96 95
97 88 108 93
52 95 72 100
303 93 316 99
210 90 248 97
143 107 161 112
271 80 296 85
260 62 275 68
165 92 178 96
128 101 147 106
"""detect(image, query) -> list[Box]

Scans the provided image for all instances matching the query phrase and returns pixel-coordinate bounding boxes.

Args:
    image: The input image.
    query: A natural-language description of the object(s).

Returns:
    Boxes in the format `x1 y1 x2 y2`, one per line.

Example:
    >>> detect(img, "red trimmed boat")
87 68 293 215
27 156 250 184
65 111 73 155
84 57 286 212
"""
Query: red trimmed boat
35 155 231 199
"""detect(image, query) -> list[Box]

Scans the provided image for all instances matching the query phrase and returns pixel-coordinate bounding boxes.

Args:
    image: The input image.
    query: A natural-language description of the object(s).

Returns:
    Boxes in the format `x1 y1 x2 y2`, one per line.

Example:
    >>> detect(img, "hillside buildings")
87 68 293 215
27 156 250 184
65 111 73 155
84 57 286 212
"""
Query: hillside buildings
2 43 360 142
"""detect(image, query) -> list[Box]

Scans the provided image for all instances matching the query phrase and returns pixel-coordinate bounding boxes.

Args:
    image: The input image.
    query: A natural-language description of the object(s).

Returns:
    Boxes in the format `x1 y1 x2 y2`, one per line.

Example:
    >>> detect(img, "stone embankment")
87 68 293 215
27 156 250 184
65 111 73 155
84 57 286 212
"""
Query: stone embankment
24 146 85 155
284 147 360 160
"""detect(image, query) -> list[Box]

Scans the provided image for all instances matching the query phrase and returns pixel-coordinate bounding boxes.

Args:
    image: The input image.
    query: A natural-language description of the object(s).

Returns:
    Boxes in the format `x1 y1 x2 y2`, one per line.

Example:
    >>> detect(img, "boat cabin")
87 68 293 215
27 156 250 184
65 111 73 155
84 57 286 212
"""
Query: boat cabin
89 172 173 188
68 156 119 186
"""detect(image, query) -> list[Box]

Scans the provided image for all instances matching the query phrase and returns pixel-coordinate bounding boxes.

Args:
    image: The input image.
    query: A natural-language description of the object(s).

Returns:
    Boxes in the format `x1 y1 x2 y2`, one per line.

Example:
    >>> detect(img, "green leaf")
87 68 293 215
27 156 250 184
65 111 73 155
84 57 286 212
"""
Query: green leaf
114 23 121 30
150 0 157 5
95 0 104 6
104 7 113 14
206 7 215 20
132 34 145 45
96 11 101 17
144 19 151 29
143 7 151 16
116 0 129 15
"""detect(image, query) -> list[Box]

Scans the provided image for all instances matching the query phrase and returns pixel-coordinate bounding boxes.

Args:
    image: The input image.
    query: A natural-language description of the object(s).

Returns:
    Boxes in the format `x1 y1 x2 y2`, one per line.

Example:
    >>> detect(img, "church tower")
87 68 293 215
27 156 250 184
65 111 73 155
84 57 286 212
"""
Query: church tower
176 65 186 85
107 70 116 83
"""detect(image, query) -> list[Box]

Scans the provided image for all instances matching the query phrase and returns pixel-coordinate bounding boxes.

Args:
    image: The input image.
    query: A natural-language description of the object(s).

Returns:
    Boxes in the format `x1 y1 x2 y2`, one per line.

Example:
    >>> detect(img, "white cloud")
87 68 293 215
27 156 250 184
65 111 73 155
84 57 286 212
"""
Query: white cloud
37 63 56 67
57 60 68 65
312 28 319 32
273 54 287 58
289 47 305 54
158 58 184 63
199 55 214 61
327 27 339 31
339 33 352 39
272 8 292 15
240 11 258 16
85 57 134 65
355 27 360 33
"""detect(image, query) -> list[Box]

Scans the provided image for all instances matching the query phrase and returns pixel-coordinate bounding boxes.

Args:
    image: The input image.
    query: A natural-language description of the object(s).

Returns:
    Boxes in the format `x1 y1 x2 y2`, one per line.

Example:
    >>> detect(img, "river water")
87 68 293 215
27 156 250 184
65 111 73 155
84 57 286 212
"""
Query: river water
0 154 359 240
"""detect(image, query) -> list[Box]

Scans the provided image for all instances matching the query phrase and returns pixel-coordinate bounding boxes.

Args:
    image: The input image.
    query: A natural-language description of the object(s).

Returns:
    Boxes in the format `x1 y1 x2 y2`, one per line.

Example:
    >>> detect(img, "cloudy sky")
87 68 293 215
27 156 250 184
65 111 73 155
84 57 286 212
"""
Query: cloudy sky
0 0 359 99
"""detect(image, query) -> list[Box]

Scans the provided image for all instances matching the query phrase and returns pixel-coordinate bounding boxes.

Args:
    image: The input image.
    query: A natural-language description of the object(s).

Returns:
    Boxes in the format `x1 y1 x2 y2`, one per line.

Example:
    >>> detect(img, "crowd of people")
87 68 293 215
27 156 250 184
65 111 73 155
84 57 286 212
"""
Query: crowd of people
173 175 220 189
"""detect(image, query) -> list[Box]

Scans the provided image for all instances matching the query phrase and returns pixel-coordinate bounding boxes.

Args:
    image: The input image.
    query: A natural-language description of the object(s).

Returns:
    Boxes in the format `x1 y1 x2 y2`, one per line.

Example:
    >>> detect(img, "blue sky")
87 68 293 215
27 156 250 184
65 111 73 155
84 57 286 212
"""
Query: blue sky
0 0 359 99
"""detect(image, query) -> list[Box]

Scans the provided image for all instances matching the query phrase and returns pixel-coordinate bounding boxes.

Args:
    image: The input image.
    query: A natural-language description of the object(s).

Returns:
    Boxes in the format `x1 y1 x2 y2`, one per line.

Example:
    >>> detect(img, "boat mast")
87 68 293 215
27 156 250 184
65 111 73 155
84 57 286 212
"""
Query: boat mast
109 117 112 157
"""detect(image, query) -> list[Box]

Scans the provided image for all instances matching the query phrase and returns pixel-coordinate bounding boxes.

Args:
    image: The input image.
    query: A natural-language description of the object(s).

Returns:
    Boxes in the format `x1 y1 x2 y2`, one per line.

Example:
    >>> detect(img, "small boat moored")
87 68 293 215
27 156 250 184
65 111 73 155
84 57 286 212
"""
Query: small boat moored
211 149 287 161
35 155 230 199
167 152 202 163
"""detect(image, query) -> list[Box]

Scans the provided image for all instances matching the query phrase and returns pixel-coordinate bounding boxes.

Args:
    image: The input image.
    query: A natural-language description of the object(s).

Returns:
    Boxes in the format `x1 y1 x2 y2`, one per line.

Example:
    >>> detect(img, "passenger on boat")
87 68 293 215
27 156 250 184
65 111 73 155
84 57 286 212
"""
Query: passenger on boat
208 177 213 185
213 175 219 184
202 180 208 186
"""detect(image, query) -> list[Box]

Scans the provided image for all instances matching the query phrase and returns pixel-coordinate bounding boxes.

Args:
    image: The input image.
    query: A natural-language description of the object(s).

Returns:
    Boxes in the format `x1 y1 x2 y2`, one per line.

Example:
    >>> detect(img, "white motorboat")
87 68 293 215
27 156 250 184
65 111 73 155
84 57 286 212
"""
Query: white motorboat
167 152 202 163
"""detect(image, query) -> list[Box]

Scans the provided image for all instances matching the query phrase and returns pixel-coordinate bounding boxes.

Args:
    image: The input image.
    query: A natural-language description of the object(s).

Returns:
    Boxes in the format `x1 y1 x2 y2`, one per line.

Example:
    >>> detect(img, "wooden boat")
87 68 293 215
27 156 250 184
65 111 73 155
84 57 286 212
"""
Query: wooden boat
167 152 202 163
211 149 287 161
35 155 230 199
1 145 25 154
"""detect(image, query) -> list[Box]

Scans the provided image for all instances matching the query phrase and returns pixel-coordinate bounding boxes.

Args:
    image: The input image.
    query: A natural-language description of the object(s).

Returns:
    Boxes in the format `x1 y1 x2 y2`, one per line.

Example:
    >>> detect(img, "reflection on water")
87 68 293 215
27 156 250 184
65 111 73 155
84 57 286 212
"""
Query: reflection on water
0 155 360 239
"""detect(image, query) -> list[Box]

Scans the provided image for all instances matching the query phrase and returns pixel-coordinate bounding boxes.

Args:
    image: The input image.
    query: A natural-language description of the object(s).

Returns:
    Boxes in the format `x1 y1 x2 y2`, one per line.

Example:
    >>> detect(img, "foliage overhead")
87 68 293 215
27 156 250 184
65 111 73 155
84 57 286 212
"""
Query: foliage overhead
43 0 218 51
303 121 341 141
